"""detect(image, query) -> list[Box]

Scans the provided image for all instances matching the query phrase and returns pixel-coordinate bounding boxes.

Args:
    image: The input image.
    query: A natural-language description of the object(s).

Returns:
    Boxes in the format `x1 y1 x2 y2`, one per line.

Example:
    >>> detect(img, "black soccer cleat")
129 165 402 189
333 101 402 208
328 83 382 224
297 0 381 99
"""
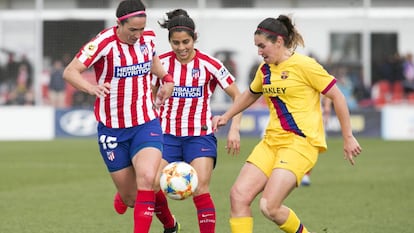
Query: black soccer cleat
163 219 180 233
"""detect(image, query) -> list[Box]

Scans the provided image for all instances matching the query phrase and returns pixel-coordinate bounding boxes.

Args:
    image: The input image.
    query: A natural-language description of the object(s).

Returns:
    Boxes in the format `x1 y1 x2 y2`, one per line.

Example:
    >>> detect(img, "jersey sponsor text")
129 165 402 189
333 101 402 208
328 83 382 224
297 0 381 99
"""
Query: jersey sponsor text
263 86 287 95
114 61 151 78
172 86 203 98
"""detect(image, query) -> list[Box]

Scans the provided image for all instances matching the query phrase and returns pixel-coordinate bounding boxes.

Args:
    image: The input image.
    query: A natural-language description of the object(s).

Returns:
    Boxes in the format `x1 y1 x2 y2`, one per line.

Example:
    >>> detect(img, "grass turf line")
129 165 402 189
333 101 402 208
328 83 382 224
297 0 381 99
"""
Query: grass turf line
0 138 413 233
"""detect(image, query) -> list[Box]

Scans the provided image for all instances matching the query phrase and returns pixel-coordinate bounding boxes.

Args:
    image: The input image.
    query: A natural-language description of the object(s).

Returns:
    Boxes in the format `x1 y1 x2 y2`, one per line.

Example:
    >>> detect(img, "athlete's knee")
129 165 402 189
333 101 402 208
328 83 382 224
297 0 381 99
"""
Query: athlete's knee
135 166 158 189
259 197 282 222
230 184 252 206
136 174 154 189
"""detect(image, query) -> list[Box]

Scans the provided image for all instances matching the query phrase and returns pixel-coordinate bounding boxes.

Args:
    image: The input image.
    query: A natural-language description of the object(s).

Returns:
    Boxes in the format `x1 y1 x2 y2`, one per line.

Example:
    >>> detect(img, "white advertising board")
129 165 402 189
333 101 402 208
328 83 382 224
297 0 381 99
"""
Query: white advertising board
0 106 54 140
382 105 414 140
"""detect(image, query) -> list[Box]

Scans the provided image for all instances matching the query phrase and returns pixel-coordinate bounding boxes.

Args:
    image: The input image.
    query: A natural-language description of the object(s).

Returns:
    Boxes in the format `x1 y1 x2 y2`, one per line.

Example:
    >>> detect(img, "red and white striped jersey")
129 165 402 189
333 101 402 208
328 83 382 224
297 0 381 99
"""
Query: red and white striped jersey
155 49 235 136
76 27 158 128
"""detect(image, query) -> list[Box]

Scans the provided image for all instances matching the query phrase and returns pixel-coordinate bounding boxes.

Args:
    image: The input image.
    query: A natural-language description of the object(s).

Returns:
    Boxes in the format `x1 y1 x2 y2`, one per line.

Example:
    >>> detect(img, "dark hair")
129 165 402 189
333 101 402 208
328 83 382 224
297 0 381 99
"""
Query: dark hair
255 15 304 51
158 9 196 41
116 0 146 24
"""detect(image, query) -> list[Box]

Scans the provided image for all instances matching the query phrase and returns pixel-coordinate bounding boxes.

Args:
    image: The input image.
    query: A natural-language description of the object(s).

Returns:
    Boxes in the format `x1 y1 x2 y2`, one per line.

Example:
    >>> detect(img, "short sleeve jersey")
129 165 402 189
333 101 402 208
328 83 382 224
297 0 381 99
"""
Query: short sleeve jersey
155 49 235 136
250 53 336 151
76 27 158 129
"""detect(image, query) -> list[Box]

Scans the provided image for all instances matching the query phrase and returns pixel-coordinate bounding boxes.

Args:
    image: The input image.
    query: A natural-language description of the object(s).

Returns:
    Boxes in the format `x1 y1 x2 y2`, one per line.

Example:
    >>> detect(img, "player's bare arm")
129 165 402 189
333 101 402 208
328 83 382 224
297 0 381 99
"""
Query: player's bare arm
63 58 110 97
224 83 243 155
324 85 362 165
151 55 174 108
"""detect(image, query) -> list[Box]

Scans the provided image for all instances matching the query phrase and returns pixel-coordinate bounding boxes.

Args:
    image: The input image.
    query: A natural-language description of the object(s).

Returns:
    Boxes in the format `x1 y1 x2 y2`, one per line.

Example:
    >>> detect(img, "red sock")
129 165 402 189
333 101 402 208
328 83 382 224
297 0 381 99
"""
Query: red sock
193 193 216 233
154 190 175 229
114 192 128 214
134 190 155 233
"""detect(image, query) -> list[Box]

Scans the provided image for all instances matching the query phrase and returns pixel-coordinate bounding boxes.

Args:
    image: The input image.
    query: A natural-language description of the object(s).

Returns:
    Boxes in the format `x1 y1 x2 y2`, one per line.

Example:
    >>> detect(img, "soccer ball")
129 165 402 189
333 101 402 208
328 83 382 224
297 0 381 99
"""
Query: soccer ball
160 162 198 200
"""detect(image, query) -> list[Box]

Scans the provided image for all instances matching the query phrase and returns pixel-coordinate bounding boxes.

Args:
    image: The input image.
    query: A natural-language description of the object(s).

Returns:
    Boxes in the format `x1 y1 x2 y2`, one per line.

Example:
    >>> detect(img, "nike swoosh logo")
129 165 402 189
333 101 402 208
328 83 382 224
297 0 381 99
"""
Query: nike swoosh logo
201 214 214 217
150 132 160 136
201 148 211 152
280 160 288 164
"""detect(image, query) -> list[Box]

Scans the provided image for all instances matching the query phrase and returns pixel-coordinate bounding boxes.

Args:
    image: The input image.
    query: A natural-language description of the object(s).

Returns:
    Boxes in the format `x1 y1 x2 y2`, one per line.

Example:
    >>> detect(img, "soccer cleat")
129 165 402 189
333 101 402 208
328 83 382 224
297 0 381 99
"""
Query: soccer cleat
163 217 180 233
301 174 311 186
113 192 128 214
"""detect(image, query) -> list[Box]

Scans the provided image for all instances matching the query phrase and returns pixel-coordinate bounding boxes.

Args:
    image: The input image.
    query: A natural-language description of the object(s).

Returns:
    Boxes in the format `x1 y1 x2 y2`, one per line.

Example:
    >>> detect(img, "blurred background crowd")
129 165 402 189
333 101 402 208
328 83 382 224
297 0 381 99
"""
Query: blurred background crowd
1 0 414 111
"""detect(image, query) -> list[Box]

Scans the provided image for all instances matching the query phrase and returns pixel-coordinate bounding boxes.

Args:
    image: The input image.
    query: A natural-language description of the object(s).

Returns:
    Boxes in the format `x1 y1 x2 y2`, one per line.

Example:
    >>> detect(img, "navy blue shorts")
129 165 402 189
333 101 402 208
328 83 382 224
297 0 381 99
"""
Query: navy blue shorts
163 134 217 167
97 119 163 172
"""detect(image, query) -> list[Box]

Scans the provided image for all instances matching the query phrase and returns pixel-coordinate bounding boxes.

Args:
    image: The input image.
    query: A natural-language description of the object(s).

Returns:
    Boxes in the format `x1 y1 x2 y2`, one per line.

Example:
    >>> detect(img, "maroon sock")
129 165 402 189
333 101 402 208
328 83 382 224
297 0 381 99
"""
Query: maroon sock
133 190 155 233
193 193 216 233
154 190 175 229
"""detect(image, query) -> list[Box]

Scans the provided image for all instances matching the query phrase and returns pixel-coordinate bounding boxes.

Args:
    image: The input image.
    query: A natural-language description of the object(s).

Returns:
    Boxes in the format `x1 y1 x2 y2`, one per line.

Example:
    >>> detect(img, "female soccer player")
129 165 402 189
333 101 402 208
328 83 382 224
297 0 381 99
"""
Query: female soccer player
212 15 362 233
62 1 174 233
152 9 242 233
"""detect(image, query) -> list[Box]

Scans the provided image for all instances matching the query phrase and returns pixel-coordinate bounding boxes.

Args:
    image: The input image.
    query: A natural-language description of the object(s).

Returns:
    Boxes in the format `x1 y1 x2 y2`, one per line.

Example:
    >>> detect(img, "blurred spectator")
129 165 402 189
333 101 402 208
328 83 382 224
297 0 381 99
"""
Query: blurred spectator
334 65 358 111
212 50 238 104
0 52 35 105
4 53 19 90
48 59 66 108
379 53 404 84
7 63 34 105
350 65 371 103
402 52 414 92
19 54 33 88
0 62 6 104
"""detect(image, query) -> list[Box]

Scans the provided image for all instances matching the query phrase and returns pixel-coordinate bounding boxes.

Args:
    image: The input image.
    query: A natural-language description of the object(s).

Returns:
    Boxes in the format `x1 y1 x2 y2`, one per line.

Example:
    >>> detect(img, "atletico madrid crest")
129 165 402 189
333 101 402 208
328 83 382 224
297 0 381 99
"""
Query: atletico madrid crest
140 44 149 56
192 68 200 79
107 151 115 161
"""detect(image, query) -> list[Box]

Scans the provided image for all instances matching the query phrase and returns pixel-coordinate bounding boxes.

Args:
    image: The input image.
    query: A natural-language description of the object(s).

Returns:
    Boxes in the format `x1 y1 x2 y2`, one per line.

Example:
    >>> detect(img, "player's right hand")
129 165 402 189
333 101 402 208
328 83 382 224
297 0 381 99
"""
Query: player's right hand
212 115 229 132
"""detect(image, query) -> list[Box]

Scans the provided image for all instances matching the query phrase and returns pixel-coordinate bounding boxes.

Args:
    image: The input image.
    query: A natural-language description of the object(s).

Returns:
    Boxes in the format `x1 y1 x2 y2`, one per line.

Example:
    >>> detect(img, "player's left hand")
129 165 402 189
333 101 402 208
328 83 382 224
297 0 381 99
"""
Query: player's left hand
343 135 362 165
226 129 240 156
154 82 174 109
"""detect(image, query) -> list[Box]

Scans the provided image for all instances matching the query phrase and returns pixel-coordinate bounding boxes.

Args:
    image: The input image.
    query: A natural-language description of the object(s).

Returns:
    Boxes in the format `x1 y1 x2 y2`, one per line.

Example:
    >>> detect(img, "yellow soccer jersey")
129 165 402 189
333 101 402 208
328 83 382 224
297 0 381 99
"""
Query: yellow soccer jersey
250 53 336 152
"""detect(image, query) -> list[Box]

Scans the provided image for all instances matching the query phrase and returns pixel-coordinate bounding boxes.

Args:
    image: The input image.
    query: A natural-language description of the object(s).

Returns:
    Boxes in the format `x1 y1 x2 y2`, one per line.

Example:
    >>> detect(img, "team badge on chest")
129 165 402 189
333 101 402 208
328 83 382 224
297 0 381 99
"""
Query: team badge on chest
140 44 149 56
281 71 289 80
192 68 200 79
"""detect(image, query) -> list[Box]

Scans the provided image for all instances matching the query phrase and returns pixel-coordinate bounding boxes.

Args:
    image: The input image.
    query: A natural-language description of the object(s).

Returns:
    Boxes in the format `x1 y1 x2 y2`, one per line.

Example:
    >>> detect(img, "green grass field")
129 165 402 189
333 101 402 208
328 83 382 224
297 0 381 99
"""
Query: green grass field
1 137 413 233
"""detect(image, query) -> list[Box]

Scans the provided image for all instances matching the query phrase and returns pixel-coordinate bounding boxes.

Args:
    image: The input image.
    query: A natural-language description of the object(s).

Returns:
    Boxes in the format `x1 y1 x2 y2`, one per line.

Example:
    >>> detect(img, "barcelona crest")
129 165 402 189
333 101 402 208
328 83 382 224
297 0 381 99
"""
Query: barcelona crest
281 71 289 80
